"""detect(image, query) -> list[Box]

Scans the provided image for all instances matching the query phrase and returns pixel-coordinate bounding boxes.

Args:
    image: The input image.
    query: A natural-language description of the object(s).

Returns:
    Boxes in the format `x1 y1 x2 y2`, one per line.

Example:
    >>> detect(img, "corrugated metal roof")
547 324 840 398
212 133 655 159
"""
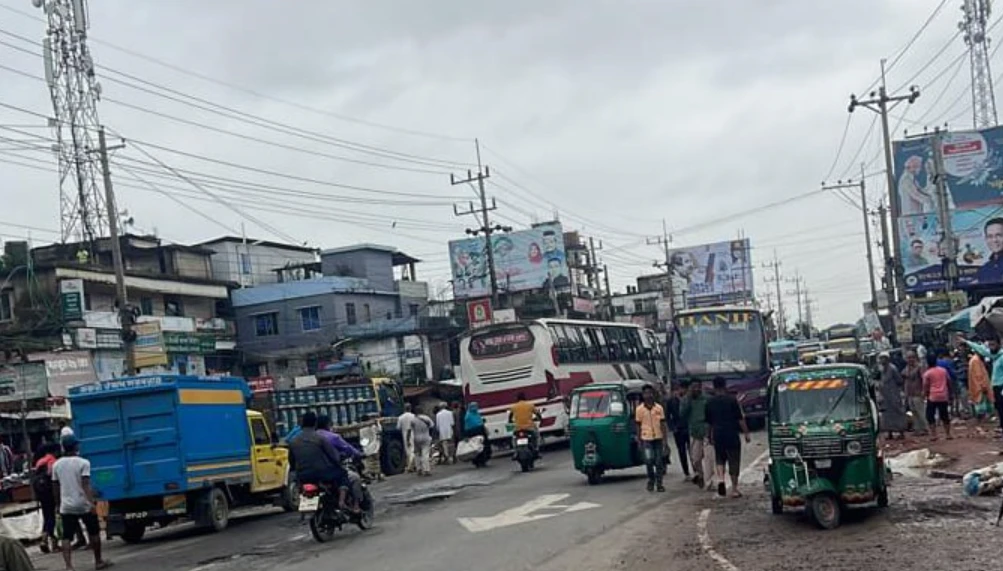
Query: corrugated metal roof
230 276 394 307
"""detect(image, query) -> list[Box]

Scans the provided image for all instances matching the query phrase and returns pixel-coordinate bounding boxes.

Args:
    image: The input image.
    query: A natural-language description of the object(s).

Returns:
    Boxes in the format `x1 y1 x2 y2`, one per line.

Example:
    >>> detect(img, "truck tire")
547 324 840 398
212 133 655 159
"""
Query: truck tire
207 487 230 532
280 480 299 512
381 437 406 476
121 523 146 544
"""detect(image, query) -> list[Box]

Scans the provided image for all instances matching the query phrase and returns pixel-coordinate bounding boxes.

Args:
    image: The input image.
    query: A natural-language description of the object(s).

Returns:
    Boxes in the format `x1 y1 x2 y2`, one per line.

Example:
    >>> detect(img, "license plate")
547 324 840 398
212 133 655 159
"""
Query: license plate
814 459 832 469
516 438 529 446
298 495 320 512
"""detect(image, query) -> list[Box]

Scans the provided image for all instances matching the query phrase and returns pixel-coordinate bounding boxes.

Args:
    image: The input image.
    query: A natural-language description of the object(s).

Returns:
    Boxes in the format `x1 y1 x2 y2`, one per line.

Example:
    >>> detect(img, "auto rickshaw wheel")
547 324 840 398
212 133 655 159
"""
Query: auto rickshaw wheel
809 493 841 530
586 468 603 486
877 487 889 508
770 495 783 515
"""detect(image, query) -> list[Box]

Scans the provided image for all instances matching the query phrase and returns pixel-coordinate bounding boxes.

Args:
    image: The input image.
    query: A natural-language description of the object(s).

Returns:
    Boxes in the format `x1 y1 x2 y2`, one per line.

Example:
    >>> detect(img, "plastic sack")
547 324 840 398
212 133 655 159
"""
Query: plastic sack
456 436 484 462
963 472 981 497
974 396 993 418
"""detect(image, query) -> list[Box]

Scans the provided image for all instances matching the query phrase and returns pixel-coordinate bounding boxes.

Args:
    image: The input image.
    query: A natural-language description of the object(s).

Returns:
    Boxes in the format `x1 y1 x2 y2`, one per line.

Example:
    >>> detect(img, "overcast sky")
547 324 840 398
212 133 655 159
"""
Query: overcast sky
0 0 986 326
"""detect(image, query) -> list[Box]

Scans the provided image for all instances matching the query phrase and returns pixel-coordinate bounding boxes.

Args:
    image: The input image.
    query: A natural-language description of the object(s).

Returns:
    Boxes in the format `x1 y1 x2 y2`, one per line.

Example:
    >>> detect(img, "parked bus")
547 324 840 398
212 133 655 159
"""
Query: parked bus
767 339 799 369
671 306 770 420
459 318 663 442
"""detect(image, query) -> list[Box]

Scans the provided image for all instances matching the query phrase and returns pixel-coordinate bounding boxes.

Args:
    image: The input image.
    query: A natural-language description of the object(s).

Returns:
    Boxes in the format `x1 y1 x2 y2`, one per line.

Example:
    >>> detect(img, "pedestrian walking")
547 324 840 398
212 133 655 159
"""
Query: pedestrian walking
681 379 714 489
901 351 928 435
968 346 995 422
634 384 669 492
435 404 456 464
664 383 690 481
52 436 112 570
32 443 59 554
705 377 750 498
878 352 907 439
924 355 954 440
411 411 435 476
396 404 417 473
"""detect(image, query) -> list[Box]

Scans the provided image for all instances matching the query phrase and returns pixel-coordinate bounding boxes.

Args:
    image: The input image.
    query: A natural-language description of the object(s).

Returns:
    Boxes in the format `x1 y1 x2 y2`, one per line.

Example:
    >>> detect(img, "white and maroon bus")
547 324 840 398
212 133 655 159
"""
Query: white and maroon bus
459 318 664 442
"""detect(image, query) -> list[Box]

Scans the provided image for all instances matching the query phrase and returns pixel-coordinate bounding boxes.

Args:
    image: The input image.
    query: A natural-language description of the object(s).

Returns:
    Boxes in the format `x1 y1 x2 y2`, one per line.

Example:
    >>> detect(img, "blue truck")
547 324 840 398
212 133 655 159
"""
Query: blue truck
68 375 295 543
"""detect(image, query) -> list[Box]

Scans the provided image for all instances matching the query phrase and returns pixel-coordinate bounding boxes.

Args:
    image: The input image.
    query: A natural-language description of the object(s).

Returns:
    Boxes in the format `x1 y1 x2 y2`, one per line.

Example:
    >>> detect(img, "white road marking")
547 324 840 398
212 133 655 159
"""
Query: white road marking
696 448 769 571
457 493 601 533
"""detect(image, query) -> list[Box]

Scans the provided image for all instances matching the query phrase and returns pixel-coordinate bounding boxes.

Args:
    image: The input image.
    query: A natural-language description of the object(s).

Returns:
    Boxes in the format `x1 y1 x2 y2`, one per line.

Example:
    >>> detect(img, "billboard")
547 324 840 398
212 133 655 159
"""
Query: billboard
668 239 754 306
893 126 1003 292
449 222 570 299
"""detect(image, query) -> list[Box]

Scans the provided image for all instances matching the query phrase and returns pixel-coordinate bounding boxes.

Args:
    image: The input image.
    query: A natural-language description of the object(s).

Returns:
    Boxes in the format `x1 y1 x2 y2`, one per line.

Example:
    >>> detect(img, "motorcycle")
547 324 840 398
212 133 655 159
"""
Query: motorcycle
512 429 536 472
298 460 375 543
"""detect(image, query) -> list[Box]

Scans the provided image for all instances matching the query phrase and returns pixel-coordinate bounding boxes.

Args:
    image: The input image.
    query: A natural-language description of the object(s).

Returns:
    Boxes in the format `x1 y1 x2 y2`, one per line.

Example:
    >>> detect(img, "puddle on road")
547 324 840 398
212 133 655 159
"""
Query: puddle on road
379 472 506 505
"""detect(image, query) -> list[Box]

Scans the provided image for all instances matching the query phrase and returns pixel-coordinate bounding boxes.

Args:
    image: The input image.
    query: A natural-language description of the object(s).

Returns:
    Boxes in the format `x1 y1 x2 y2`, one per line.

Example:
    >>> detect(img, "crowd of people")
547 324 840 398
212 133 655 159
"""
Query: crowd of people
637 378 752 498
874 334 1003 441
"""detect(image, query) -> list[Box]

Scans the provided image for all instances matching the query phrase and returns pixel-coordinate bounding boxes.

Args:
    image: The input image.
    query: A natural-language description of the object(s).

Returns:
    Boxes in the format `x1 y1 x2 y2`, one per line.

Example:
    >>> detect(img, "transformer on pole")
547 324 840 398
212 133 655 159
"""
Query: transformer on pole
960 0 999 129
35 0 107 246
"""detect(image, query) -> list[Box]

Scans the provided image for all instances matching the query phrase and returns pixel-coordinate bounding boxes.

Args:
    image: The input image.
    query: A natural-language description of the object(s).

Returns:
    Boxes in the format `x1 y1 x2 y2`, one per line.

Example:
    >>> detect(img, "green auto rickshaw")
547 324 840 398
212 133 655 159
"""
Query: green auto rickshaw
568 380 668 485
765 363 890 529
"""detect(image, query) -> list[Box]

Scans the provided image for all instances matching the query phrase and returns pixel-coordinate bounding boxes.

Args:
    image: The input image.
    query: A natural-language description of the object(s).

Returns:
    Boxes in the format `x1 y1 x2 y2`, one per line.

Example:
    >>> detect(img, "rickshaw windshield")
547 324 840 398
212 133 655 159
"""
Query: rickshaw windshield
570 390 623 419
770 376 865 424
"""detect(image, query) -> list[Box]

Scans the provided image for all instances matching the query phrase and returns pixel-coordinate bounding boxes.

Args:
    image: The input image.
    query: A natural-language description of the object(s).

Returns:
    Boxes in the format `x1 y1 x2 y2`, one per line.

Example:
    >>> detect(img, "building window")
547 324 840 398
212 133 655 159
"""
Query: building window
240 253 253 276
140 297 154 316
633 299 644 314
345 303 357 325
299 306 321 332
409 304 420 318
254 313 279 337
164 297 184 317
363 303 371 323
0 291 13 322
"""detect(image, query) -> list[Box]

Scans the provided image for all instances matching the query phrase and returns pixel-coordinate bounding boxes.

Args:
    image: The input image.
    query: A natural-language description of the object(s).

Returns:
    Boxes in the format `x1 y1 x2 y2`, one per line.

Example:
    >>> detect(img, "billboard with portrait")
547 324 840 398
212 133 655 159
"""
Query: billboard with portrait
448 222 570 299
668 239 753 306
893 126 1003 292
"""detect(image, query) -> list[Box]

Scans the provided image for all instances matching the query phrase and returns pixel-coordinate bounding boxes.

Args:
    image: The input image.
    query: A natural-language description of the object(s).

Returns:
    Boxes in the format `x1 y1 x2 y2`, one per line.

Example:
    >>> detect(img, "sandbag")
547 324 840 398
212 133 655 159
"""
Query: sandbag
456 436 484 462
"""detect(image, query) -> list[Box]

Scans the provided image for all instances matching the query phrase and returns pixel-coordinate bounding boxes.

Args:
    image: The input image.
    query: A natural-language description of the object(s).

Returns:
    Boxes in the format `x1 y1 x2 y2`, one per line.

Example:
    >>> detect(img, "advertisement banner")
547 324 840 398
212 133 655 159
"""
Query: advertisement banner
466 299 493 329
0 362 49 403
668 239 753 305
894 127 1003 292
59 279 84 322
133 322 169 369
28 351 97 397
449 222 570 299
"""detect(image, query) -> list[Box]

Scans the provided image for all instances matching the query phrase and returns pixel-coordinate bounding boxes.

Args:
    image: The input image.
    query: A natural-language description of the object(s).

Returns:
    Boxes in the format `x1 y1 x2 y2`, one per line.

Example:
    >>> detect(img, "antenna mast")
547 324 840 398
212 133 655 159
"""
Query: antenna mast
961 0 999 128
36 0 108 245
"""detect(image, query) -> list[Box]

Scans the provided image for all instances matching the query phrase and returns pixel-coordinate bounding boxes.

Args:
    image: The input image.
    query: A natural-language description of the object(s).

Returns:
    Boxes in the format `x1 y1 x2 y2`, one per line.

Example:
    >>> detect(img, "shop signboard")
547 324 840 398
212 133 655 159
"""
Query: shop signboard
133 321 169 369
59 279 84 322
0 362 49 403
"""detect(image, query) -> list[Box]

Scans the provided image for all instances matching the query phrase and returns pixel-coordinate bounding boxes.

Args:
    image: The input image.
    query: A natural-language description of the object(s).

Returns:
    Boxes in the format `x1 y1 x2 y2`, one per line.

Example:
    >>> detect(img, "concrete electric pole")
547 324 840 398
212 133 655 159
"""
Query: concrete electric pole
848 59 920 306
763 252 786 338
821 164 879 310
786 273 805 339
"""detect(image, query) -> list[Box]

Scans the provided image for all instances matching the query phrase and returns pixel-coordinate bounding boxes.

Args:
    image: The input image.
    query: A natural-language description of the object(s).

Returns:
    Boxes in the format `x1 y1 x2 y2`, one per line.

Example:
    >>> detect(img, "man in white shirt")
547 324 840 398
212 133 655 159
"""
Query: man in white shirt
395 405 417 473
435 403 456 464
52 436 112 570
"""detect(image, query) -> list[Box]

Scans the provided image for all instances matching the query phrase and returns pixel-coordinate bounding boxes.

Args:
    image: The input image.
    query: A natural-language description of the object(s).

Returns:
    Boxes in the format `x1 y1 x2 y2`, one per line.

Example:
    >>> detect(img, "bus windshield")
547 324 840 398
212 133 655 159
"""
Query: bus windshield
770 376 866 424
674 310 767 375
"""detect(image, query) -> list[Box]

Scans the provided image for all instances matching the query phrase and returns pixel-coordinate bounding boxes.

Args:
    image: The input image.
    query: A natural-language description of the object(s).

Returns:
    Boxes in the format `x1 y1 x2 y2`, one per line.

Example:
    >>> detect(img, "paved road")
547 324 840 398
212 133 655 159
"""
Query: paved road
29 434 770 571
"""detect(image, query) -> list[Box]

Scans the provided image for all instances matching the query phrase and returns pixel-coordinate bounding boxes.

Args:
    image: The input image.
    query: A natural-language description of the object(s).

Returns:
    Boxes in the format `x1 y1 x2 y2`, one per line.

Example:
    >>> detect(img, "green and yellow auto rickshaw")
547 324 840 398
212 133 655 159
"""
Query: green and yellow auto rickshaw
568 380 667 485
765 364 890 529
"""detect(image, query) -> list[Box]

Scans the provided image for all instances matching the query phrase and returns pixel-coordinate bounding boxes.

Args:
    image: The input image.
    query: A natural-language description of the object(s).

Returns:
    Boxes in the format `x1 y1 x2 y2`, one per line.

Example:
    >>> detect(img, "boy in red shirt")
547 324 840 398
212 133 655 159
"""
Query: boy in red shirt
923 355 953 440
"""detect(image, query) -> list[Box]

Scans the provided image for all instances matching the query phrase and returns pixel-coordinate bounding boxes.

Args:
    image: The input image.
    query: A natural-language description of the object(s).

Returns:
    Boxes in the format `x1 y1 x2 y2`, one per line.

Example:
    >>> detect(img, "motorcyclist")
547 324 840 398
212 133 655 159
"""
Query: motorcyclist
288 412 353 512
316 415 364 506
508 393 542 458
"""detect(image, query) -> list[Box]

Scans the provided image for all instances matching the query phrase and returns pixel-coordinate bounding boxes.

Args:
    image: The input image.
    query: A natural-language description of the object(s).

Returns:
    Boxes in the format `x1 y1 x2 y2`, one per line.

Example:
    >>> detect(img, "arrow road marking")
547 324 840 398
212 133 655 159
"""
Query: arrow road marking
457 493 601 533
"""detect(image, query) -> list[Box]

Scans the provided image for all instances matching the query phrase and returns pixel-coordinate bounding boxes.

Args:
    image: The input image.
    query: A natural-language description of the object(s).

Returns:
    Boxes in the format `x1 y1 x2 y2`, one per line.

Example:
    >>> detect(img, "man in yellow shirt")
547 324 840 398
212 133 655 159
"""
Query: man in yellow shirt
635 384 669 492
509 393 541 458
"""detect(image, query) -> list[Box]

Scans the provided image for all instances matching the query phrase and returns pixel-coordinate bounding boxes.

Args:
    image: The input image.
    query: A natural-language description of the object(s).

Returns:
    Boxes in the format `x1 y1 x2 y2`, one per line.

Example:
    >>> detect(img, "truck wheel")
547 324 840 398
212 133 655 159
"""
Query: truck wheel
381 438 406 476
207 488 230 532
121 523 146 544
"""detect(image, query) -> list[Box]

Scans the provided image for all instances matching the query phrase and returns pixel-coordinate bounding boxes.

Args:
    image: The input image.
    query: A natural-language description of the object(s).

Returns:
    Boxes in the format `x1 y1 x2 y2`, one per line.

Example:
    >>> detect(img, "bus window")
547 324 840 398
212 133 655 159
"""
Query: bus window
590 327 611 362
603 327 625 361
573 325 597 362
549 324 572 363
622 328 643 361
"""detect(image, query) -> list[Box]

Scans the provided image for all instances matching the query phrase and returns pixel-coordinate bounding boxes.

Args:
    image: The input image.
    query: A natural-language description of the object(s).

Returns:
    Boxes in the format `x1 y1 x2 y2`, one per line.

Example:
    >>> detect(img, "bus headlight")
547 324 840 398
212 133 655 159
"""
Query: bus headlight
783 445 799 459
846 441 862 455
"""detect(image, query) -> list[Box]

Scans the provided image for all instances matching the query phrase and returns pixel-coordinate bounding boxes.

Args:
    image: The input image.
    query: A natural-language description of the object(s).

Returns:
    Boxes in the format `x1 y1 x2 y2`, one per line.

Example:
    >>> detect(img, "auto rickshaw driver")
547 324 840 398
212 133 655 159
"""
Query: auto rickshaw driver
509 393 543 458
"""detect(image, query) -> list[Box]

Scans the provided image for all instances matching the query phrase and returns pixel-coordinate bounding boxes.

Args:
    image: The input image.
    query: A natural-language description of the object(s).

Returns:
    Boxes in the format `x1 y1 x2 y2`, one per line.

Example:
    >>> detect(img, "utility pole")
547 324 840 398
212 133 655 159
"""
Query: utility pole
588 237 603 291
920 128 958 291
763 252 786 338
849 59 920 306
95 127 134 374
648 219 677 379
804 288 815 335
821 163 878 310
786 273 805 339
451 140 506 309
602 264 612 320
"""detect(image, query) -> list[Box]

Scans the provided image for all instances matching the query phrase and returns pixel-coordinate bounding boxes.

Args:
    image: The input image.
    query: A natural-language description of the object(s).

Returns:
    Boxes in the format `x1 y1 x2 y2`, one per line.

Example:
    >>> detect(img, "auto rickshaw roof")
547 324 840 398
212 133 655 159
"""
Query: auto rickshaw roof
572 380 653 394
772 363 869 381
